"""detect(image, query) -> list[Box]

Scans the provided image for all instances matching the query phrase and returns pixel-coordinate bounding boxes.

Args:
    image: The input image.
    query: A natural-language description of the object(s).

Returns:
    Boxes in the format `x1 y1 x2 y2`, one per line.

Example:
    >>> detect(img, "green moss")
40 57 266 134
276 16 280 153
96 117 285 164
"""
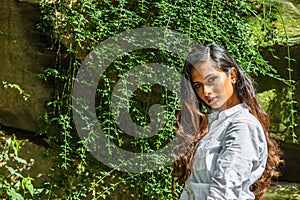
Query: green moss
274 15 300 45
256 89 277 111
256 88 299 141
248 0 300 46
266 182 300 200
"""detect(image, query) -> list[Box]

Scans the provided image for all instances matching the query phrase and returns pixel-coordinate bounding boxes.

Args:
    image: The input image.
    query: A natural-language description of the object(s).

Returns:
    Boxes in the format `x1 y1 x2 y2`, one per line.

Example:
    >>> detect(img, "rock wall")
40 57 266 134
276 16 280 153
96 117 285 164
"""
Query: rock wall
256 3 300 182
0 0 55 133
255 44 300 182
275 0 300 45
256 44 300 140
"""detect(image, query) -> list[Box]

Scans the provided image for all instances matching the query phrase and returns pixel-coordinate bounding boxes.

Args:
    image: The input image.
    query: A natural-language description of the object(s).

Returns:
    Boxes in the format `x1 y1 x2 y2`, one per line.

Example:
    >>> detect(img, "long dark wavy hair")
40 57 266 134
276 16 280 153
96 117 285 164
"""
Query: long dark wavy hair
172 44 281 199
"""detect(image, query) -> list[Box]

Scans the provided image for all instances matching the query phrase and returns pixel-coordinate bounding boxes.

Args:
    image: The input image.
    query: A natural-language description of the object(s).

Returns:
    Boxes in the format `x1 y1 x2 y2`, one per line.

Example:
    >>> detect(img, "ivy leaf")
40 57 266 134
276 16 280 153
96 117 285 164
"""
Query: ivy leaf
25 181 34 197
14 156 27 164
5 166 24 178
7 188 24 200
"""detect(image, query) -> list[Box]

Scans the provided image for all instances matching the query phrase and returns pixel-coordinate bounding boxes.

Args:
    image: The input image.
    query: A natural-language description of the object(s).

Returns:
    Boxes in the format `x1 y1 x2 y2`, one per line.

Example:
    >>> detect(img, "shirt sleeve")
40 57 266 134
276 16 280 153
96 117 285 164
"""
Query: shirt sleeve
207 120 266 200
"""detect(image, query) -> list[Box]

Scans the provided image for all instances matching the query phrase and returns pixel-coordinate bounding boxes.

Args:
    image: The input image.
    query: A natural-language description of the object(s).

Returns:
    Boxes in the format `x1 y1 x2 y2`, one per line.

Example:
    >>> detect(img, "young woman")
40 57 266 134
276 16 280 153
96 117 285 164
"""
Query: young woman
172 44 281 200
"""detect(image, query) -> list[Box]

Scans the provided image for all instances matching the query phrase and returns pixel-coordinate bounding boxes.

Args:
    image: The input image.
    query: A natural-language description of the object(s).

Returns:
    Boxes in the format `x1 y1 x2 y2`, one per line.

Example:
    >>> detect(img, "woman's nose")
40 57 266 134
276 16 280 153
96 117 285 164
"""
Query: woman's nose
203 85 211 96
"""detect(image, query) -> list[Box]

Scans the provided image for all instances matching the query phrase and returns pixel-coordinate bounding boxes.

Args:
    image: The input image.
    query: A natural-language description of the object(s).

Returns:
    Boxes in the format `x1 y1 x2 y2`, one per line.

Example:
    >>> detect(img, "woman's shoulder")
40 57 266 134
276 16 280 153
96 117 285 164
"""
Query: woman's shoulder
231 107 261 126
226 107 265 139
225 107 268 156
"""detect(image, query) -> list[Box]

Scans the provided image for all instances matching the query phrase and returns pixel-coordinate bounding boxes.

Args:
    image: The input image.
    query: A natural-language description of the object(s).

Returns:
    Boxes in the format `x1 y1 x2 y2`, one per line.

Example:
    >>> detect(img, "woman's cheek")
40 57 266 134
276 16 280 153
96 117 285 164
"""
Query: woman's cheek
200 92 207 102
213 82 224 94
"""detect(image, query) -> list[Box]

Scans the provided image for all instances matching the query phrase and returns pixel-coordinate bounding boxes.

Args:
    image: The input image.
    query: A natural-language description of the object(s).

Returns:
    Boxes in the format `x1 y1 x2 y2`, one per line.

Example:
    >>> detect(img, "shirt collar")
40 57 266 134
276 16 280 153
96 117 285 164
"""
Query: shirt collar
219 103 245 120
208 103 245 123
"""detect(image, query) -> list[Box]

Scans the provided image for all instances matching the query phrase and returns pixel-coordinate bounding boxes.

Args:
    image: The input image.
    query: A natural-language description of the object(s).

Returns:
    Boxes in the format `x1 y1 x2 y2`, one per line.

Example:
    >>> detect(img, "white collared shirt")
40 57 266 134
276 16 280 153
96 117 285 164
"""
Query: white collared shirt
180 103 268 200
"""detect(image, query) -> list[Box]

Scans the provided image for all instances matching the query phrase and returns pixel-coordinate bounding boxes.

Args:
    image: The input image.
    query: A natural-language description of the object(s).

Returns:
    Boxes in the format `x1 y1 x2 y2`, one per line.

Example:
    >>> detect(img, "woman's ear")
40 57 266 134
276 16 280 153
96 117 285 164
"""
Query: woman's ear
230 67 237 84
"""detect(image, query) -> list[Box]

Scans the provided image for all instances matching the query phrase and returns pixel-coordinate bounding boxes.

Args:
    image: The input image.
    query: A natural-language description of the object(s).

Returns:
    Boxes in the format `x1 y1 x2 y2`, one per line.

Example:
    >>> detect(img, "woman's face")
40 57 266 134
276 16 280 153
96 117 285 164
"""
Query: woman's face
191 60 240 111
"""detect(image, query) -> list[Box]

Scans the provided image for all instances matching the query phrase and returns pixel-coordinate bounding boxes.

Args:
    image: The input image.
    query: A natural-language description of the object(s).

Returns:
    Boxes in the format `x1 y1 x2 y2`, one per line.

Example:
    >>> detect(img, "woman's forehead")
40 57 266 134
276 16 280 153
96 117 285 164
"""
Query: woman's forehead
192 61 221 79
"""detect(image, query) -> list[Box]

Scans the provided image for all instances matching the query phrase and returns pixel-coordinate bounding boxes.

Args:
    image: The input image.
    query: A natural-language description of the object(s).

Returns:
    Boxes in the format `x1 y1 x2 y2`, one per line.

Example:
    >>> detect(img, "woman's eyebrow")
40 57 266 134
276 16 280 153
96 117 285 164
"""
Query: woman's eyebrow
191 81 201 84
191 73 215 84
204 73 216 80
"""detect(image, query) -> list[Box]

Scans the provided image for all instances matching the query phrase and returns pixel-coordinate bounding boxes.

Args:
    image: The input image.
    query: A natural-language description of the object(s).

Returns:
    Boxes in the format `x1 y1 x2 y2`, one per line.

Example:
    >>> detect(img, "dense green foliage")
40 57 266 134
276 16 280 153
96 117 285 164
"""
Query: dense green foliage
33 0 295 199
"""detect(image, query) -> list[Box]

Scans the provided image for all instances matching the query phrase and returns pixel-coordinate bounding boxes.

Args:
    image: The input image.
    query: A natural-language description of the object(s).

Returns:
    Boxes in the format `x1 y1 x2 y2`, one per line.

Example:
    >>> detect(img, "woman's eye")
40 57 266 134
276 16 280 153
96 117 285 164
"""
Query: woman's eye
193 83 202 89
207 76 217 83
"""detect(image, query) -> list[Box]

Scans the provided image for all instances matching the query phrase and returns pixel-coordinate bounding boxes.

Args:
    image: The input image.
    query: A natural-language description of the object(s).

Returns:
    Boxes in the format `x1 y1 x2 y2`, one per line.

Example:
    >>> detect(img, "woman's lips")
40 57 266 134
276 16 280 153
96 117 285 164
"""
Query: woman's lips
207 97 216 103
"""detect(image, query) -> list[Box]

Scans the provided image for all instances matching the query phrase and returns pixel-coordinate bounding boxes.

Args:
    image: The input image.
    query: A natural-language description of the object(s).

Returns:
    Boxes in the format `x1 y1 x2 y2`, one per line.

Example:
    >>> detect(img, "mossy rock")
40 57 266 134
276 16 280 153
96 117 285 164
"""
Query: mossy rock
256 88 299 141
266 182 300 200
274 0 300 45
248 0 300 46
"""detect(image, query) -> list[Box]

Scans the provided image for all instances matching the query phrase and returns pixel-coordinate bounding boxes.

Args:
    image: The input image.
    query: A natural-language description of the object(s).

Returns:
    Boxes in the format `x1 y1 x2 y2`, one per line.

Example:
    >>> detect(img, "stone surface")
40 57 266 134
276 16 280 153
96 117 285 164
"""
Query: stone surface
255 44 300 141
0 0 55 133
275 0 300 45
0 128 53 188
255 43 300 182
279 142 300 182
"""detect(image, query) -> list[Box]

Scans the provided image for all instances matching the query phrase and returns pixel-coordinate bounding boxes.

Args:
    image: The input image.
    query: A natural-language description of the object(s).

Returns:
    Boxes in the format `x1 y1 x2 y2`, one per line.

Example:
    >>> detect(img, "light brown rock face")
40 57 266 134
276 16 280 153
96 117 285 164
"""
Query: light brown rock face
275 0 300 45
0 0 55 133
